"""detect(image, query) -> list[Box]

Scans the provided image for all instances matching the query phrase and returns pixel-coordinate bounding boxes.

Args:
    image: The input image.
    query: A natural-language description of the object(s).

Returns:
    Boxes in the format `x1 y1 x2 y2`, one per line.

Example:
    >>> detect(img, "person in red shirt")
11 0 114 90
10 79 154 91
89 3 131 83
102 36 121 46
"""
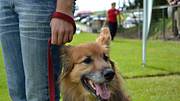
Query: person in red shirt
106 2 120 40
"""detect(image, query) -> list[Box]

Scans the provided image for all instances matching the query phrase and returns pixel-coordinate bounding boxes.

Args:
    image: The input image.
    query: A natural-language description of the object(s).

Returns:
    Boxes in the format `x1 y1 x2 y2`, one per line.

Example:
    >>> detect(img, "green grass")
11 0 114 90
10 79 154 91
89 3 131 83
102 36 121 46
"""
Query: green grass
0 32 180 101
126 76 180 101
0 47 10 101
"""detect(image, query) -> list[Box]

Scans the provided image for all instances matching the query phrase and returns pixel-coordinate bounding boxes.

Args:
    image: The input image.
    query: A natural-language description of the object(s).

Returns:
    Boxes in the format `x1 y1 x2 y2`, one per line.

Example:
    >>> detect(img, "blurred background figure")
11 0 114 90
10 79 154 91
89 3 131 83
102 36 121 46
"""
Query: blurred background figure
106 2 120 40
167 0 180 38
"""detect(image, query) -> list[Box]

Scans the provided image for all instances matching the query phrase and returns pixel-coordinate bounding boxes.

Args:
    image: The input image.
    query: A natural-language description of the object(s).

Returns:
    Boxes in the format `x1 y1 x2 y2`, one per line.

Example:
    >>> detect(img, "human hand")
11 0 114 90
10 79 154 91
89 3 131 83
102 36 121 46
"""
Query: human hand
50 18 74 45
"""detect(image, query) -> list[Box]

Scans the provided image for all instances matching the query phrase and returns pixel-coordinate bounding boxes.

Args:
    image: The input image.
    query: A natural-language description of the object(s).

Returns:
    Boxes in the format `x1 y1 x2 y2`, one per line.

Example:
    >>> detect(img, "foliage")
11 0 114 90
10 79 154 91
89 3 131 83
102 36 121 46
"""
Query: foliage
127 0 168 9
126 0 169 21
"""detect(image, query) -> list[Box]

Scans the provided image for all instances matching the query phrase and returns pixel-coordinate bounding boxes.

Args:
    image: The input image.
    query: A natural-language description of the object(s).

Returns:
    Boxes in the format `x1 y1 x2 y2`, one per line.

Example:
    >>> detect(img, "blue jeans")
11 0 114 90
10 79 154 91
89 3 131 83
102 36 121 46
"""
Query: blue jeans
0 0 63 101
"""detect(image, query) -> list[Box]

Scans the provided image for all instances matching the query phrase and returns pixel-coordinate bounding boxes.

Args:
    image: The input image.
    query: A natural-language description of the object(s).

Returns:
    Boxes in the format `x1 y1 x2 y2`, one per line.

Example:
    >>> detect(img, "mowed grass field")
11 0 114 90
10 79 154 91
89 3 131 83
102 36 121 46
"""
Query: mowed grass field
0 32 180 101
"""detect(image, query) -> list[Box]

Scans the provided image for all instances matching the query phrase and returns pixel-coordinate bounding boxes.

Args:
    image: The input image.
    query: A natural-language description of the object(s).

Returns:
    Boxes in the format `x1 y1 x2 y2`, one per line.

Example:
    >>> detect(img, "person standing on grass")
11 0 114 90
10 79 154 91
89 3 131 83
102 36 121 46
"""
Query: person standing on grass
106 2 120 40
0 0 76 101
167 0 180 38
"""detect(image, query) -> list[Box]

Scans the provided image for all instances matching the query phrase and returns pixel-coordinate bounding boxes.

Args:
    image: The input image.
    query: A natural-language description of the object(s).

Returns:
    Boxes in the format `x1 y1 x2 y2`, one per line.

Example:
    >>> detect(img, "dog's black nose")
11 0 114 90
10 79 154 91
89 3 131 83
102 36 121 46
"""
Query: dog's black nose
103 68 115 81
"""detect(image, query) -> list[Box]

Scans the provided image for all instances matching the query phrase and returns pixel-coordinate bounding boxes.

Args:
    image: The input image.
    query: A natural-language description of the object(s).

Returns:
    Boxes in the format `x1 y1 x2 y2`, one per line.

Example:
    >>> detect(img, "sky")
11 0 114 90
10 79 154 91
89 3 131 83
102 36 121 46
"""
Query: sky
76 0 133 12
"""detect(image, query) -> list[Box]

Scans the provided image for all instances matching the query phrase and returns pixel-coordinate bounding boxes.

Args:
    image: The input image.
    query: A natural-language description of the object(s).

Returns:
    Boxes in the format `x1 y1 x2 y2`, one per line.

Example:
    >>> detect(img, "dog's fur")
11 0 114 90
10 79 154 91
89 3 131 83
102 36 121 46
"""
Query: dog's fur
96 27 111 46
59 27 130 101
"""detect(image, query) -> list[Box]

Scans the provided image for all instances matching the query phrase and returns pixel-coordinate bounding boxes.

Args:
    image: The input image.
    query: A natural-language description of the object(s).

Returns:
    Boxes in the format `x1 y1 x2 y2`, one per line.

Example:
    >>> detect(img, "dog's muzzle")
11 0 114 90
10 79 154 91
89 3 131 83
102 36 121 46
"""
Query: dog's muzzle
103 68 115 82
81 68 115 100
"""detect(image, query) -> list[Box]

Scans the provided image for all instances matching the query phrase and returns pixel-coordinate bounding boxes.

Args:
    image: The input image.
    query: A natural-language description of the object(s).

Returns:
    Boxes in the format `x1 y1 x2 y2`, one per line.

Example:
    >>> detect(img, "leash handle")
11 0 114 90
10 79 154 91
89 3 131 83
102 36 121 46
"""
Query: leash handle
48 39 55 101
51 12 76 34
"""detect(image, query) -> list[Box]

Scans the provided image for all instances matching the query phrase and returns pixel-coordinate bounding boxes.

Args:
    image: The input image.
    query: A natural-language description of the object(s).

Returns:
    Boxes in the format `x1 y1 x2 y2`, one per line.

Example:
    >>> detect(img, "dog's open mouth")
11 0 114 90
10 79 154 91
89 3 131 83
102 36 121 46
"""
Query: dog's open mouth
81 76 111 100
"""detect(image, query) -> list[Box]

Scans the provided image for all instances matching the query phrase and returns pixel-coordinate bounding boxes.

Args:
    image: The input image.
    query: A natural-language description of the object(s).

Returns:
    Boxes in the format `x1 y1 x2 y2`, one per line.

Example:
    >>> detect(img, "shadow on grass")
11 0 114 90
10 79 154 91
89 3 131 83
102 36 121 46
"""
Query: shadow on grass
145 65 170 72
123 65 180 79
112 39 131 43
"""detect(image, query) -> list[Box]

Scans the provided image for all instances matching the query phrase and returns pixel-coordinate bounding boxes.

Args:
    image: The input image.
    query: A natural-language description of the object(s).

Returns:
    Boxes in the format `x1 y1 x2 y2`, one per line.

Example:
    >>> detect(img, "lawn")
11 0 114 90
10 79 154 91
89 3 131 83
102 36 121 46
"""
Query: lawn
0 32 180 101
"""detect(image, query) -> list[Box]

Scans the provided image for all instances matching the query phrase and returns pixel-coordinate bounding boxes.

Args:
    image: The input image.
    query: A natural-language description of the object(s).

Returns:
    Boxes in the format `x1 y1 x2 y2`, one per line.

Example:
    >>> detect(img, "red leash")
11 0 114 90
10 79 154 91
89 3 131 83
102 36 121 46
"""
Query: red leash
48 11 76 101
48 39 55 101
51 12 76 34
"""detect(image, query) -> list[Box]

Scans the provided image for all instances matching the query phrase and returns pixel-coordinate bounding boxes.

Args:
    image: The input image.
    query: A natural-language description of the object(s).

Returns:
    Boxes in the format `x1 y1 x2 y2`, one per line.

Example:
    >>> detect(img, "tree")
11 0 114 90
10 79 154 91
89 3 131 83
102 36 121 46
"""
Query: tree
126 0 168 21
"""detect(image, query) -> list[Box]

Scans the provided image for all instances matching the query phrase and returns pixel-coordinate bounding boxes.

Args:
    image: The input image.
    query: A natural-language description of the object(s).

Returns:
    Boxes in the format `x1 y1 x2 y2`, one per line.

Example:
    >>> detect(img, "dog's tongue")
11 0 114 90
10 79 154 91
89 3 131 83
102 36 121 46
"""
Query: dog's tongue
95 83 110 100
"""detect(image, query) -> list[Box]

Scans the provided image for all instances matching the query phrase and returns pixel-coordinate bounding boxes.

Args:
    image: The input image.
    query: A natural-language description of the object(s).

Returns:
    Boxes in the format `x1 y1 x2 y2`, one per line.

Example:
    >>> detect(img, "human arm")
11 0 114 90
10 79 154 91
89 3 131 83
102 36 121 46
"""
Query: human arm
116 10 121 26
50 0 75 45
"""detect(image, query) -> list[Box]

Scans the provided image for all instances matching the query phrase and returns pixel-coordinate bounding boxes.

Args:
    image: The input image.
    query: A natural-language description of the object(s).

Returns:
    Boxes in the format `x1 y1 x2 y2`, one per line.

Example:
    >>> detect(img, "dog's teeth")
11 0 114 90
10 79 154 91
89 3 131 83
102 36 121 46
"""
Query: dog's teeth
88 80 93 86
88 80 96 89
91 84 95 89
92 83 96 89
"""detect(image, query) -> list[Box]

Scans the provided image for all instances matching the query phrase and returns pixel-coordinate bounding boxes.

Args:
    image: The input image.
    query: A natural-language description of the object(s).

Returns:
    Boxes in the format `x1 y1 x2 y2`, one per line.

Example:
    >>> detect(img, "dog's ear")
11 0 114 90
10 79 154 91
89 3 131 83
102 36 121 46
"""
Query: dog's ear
59 45 74 79
96 27 111 48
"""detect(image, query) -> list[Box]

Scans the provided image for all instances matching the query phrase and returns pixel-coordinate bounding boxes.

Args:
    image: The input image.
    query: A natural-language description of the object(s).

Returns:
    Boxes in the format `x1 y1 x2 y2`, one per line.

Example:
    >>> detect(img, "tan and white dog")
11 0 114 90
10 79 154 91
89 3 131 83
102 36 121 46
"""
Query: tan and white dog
59 27 130 101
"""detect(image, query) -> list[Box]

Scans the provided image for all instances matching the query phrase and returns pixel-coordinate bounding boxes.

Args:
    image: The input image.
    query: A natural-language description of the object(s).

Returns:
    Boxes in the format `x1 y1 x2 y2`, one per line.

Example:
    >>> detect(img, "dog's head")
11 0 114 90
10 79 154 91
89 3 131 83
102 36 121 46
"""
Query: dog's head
60 27 116 100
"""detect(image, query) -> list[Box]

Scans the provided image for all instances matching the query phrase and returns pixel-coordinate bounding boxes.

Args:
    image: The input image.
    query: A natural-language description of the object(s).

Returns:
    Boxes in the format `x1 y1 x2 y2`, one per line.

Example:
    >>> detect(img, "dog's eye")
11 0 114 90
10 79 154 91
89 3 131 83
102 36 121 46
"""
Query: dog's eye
83 56 93 64
103 54 109 61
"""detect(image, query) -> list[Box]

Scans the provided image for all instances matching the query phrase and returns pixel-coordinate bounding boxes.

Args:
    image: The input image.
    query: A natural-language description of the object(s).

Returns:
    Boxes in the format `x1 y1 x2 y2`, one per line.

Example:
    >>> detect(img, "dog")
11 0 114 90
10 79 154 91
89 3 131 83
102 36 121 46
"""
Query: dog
59 27 130 101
